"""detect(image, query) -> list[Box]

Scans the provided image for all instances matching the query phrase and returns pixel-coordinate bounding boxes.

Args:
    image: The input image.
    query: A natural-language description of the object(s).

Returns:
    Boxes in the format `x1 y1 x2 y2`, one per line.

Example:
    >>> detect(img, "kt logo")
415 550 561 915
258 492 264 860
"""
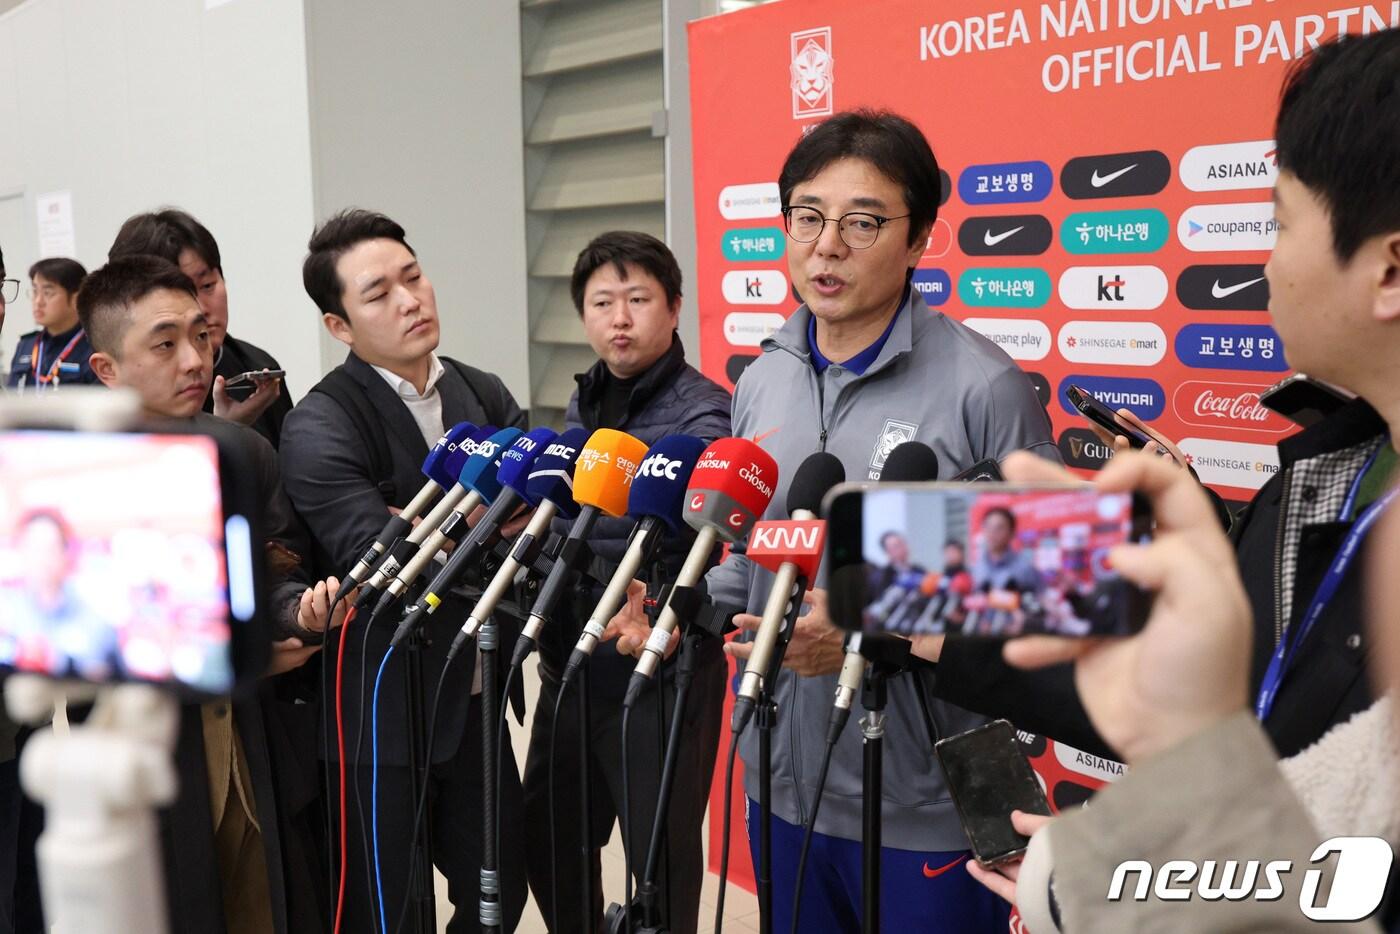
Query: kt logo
746 277 762 299
1097 275 1126 302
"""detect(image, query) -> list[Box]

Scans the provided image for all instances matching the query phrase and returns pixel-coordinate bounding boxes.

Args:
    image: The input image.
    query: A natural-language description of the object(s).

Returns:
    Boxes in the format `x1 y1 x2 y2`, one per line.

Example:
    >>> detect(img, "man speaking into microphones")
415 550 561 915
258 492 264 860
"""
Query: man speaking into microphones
522 232 732 933
638 112 1058 933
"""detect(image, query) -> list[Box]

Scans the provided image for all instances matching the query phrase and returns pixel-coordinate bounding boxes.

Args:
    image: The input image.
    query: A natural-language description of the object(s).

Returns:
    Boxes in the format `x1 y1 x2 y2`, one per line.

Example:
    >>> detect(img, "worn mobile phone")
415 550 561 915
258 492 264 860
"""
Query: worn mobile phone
825 482 1152 638
936 719 1052 868
953 458 1004 482
1260 374 1353 428
0 426 268 696
223 368 285 389
1066 385 1153 450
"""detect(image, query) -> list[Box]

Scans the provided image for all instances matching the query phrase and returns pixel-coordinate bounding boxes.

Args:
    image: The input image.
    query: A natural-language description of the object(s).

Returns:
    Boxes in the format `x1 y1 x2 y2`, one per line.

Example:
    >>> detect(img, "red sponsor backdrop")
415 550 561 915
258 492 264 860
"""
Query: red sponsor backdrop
689 0 1394 897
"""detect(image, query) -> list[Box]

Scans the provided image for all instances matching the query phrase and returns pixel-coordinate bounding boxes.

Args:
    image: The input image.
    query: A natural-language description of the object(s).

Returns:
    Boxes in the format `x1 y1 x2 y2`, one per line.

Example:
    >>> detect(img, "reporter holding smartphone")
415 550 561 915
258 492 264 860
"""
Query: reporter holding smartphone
77 255 343 934
108 209 293 448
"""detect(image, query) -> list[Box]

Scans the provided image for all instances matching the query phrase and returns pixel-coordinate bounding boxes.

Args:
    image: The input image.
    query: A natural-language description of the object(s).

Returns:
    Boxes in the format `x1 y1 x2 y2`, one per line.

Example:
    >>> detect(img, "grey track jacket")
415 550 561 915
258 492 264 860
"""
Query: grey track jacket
705 287 1060 851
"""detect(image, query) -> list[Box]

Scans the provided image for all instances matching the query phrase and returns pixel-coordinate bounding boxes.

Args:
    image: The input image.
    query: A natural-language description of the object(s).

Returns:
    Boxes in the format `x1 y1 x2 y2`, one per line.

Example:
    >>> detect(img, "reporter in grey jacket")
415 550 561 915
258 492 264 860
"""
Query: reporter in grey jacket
703 110 1057 933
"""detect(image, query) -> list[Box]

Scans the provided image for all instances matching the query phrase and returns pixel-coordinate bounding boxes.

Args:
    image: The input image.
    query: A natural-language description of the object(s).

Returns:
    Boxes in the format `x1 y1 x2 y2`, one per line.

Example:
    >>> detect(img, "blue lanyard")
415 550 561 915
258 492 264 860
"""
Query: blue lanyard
1255 442 1398 721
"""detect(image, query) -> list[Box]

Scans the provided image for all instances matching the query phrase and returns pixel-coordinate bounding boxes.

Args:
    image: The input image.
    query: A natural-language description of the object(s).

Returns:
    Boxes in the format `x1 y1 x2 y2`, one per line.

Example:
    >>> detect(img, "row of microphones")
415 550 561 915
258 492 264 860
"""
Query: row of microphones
729 451 847 737
830 441 941 734
332 420 483 604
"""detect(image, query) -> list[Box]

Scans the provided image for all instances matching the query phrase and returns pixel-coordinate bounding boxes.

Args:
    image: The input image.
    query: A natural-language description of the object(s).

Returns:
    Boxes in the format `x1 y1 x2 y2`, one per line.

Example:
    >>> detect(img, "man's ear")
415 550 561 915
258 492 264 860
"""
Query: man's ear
322 313 354 348
89 352 120 389
1374 232 1400 324
668 296 682 328
907 223 933 267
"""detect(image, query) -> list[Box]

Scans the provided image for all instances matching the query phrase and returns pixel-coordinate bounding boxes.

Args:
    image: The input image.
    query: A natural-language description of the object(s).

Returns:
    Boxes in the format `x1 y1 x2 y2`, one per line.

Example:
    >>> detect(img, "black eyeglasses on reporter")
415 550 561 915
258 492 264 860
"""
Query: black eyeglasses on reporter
1 279 18 303
782 205 910 250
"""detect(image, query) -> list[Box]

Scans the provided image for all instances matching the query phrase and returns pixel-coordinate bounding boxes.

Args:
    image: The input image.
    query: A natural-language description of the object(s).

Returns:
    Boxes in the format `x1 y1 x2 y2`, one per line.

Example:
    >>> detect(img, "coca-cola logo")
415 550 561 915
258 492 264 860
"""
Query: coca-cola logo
1173 381 1292 434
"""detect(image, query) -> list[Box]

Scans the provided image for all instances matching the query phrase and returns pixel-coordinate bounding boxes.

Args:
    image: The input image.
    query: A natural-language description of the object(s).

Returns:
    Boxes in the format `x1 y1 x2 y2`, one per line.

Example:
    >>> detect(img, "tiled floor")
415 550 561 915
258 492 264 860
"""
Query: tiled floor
433 661 761 933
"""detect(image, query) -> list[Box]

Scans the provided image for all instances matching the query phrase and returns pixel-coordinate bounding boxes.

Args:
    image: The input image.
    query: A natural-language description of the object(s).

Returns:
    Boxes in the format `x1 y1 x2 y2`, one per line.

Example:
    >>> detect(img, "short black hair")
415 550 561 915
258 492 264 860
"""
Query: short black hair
778 109 941 248
77 256 198 356
983 507 1017 532
943 540 965 552
570 231 683 315
108 208 223 274
303 209 417 321
879 530 906 551
1275 30 1400 261
29 258 87 295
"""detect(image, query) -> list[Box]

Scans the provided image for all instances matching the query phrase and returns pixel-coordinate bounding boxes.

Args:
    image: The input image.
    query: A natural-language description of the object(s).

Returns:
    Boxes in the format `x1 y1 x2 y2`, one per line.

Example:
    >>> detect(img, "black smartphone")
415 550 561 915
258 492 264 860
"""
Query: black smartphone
1260 374 1353 428
222 369 285 401
1065 384 1152 450
825 482 1152 638
953 458 1004 482
936 719 1052 868
0 426 268 696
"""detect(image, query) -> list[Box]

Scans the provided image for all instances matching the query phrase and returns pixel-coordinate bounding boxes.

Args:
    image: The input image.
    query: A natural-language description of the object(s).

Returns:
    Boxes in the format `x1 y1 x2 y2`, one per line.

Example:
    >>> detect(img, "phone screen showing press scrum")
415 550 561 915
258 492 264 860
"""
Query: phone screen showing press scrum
827 483 1151 639
0 430 253 694
936 719 1052 868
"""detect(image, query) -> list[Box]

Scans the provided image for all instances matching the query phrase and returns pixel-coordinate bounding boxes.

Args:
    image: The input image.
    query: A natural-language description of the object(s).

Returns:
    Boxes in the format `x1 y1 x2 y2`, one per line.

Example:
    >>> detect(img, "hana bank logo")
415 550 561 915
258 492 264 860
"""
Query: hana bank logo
790 28 834 119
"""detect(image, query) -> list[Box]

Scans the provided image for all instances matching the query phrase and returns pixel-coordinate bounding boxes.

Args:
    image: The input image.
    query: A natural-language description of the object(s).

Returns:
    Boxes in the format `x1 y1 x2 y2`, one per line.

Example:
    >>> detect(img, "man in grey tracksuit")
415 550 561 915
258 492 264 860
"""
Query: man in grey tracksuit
706 110 1059 933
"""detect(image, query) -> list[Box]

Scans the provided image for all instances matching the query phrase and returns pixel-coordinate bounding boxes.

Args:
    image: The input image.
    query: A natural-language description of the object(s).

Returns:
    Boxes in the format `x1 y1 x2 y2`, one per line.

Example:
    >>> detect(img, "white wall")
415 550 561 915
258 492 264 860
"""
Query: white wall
304 0 532 405
0 0 321 389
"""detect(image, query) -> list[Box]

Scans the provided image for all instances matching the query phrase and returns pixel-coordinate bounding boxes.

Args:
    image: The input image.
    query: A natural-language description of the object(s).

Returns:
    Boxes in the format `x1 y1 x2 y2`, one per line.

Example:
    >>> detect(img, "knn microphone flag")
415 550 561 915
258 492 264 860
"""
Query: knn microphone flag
449 428 591 659
336 420 478 601
731 451 845 735
563 434 709 679
509 428 648 667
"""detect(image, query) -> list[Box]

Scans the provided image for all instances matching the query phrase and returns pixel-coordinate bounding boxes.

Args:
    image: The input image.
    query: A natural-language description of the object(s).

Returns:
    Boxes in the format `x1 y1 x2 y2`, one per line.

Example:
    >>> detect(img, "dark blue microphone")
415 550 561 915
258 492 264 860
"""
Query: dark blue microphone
564 434 709 677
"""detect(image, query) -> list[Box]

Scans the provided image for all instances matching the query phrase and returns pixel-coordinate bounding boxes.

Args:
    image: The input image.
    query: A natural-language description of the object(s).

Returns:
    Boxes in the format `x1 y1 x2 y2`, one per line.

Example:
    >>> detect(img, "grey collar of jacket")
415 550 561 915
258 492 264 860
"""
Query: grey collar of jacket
760 285 920 381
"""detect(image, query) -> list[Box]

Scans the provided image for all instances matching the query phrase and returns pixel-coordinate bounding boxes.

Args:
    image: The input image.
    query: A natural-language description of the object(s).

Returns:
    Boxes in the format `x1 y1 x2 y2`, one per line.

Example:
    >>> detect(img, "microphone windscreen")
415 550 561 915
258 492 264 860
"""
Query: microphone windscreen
786 451 846 516
458 427 524 502
421 421 479 488
573 429 649 517
525 427 590 517
683 438 780 542
882 441 940 483
445 425 499 479
497 427 558 501
919 572 943 596
627 435 709 533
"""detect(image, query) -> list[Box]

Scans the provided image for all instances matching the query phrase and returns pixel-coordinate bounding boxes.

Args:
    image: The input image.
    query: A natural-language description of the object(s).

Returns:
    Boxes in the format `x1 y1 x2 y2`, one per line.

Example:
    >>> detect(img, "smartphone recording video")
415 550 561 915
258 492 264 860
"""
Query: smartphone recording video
827 483 1151 638
0 429 263 695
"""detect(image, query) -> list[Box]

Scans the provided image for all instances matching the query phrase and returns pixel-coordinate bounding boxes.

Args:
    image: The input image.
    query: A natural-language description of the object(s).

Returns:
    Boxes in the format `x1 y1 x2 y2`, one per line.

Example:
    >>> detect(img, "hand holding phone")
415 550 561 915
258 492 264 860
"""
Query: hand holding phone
936 720 1053 868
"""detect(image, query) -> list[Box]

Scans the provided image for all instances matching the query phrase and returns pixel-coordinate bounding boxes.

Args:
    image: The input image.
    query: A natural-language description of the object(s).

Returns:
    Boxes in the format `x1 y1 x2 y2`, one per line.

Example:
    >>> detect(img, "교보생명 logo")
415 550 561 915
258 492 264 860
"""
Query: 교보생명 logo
1173 380 1293 434
1062 209 1169 255
1175 324 1289 372
790 28 834 119
1060 150 1171 200
722 270 787 306
957 215 1053 256
957 161 1053 205
1178 437 1281 491
1058 266 1168 311
719 183 781 221
1178 203 1278 252
1057 321 1167 367
1176 264 1269 311
1058 375 1165 421
911 268 952 306
870 419 919 473
724 312 785 348
1179 140 1278 192
962 318 1051 361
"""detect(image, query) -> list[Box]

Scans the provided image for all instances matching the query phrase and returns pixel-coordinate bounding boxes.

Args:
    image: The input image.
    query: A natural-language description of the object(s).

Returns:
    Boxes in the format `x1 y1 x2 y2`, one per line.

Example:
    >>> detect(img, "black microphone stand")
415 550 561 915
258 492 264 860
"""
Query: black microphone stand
754 573 808 934
402 619 437 934
478 608 502 933
857 635 913 934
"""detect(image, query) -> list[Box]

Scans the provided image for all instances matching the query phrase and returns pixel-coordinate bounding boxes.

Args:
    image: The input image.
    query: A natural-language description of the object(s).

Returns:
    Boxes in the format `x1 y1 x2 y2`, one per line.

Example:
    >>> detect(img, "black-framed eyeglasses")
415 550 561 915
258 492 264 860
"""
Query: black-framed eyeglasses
782 206 911 249
0 279 18 304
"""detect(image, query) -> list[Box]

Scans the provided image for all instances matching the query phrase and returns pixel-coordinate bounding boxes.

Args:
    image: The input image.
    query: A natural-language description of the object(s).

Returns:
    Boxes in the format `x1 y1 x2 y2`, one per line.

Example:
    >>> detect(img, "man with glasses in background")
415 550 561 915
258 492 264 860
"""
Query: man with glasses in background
611 110 1058 932
6 258 98 391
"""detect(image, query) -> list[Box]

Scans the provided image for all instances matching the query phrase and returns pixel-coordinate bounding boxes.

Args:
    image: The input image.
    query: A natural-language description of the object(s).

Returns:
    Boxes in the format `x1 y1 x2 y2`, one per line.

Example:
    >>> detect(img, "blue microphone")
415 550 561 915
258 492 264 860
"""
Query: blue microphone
564 434 709 677
525 427 592 519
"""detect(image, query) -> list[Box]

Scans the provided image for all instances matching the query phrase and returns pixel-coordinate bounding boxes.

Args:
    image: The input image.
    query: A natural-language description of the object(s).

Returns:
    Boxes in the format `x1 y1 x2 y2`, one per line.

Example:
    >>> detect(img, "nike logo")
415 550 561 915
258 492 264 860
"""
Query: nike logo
1211 276 1266 299
922 854 969 879
1091 164 1137 188
751 427 780 445
983 226 1024 246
